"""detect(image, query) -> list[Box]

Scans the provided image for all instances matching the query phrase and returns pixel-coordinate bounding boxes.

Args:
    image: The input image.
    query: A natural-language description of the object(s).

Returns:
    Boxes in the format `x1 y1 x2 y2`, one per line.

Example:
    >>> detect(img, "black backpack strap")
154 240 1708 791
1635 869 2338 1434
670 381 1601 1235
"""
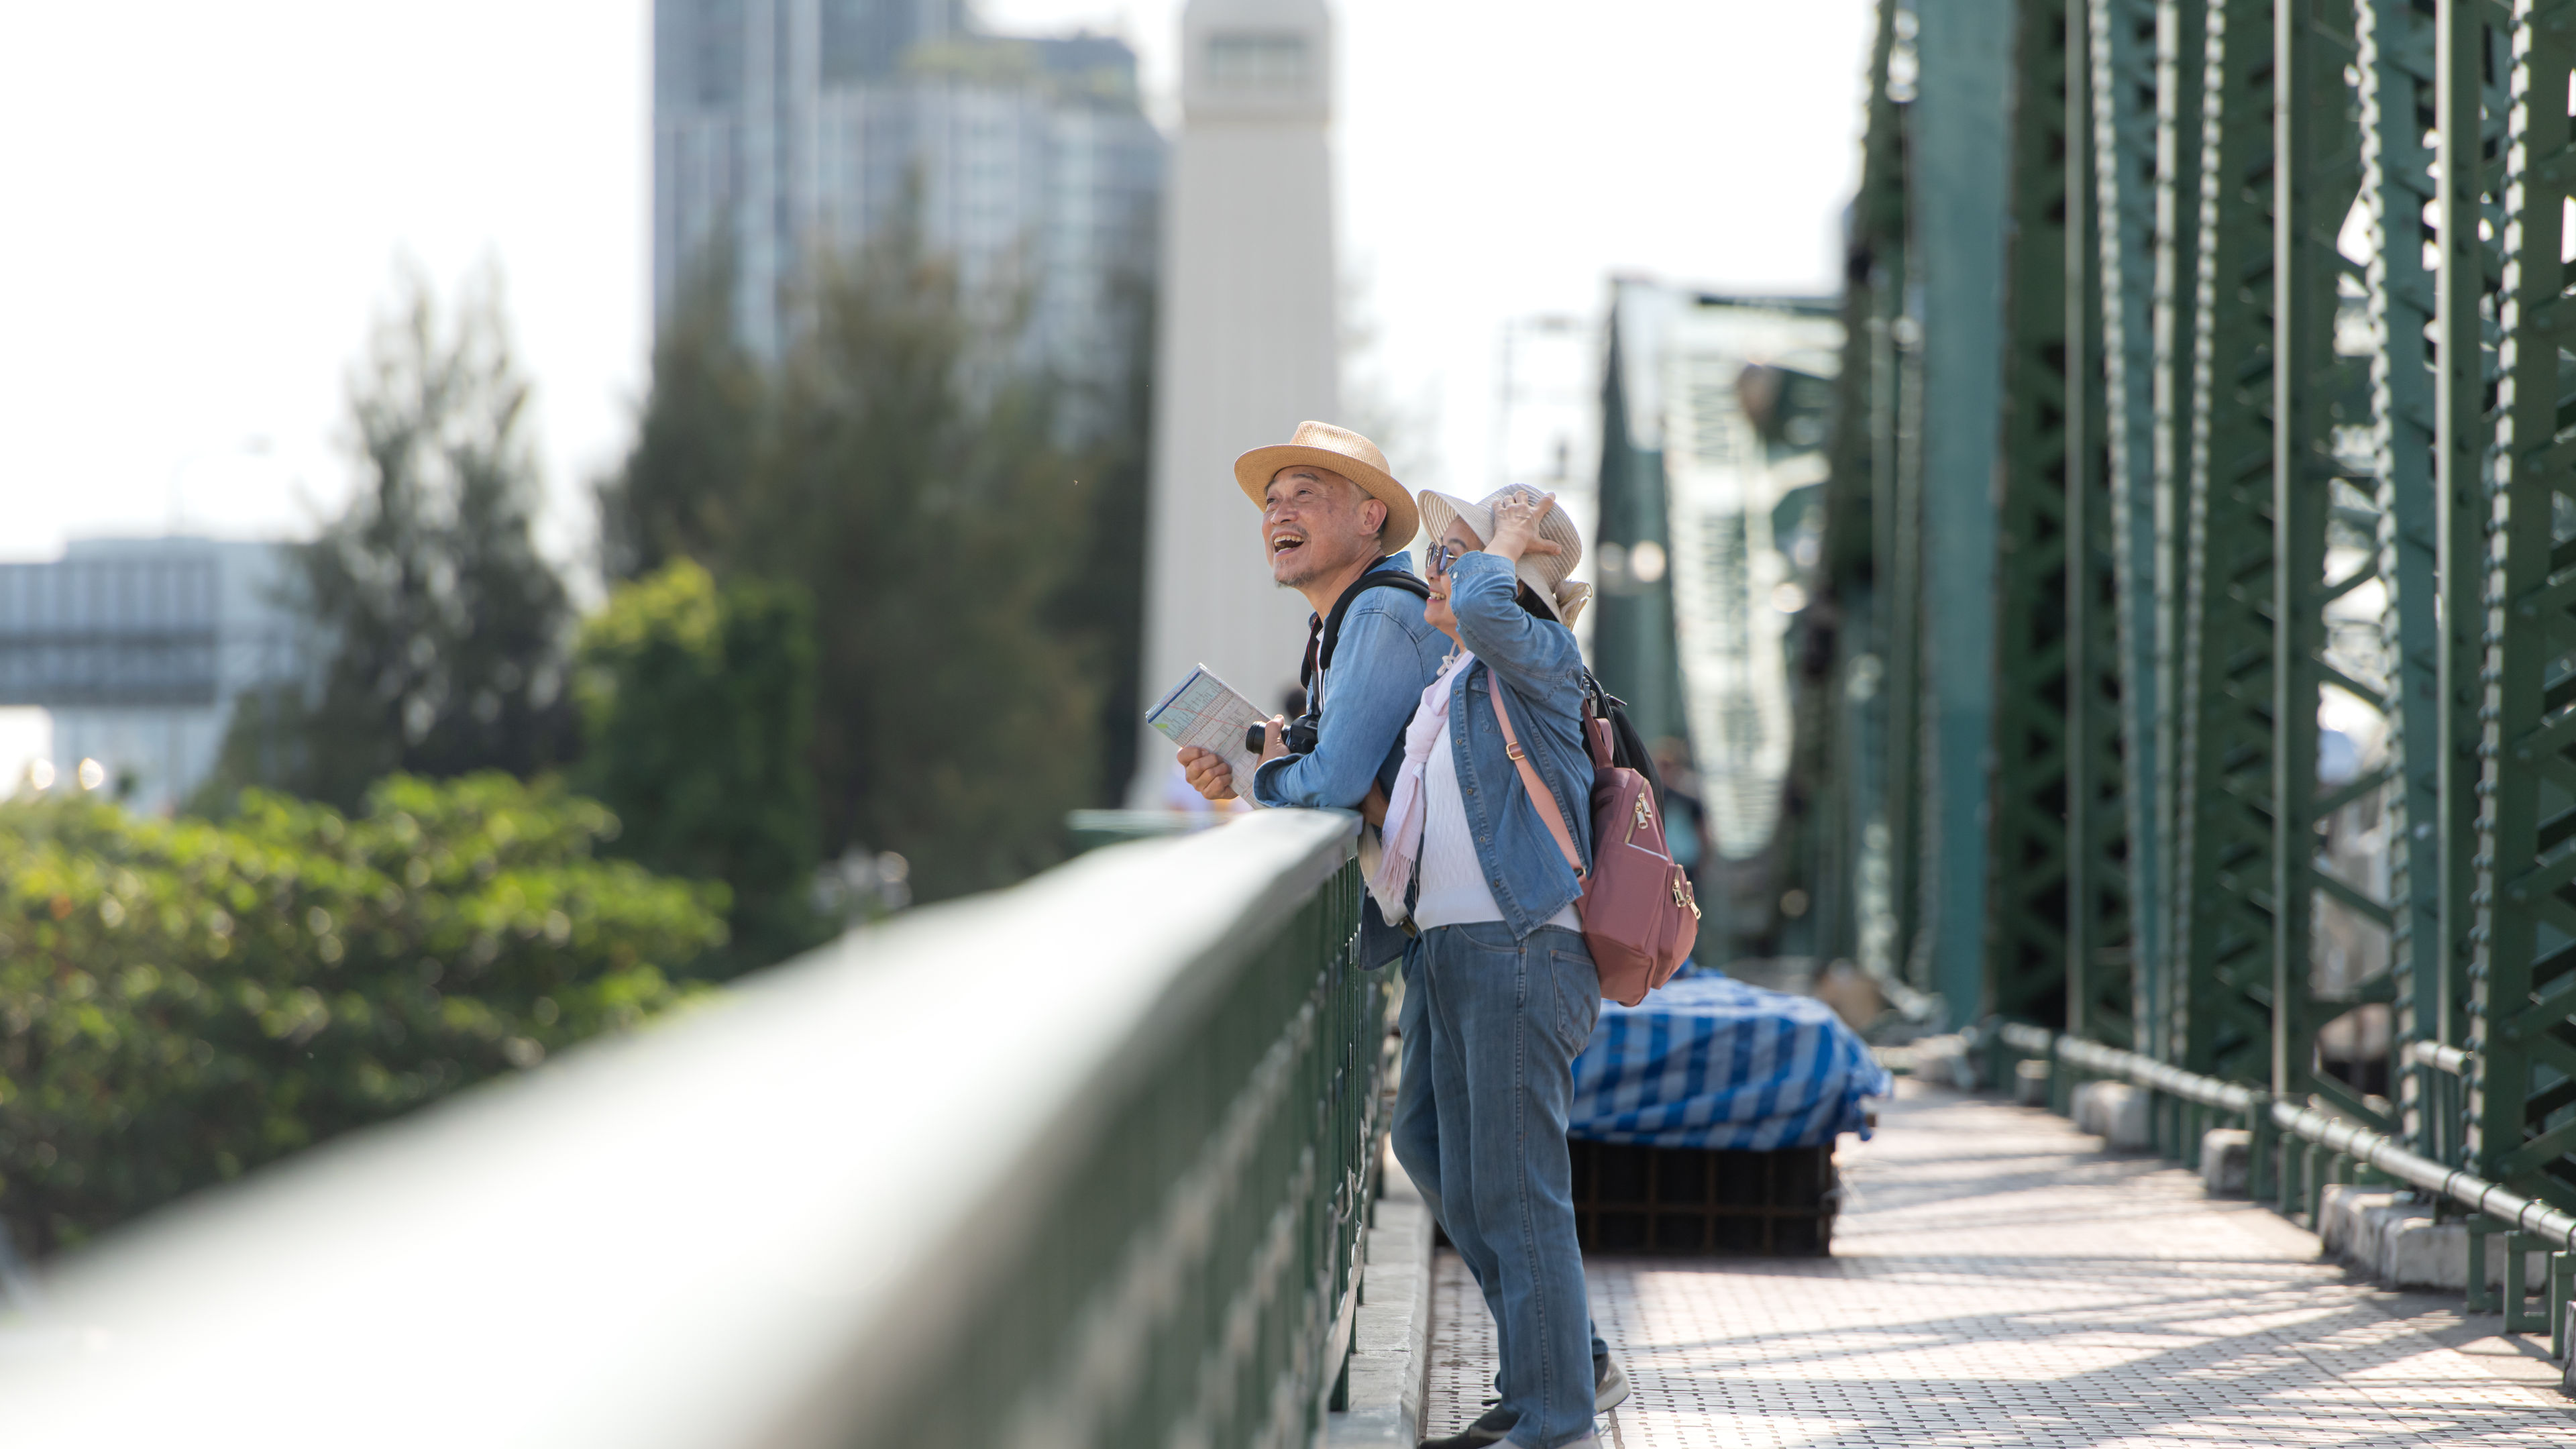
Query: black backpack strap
1301 561 1433 696
1584 670 1668 802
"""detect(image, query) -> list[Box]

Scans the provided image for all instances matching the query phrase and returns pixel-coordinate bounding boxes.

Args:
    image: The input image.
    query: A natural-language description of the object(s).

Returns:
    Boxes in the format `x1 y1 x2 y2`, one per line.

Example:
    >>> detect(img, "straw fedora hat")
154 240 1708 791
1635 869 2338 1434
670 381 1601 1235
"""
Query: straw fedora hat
1418 485 1593 627
1234 421 1420 551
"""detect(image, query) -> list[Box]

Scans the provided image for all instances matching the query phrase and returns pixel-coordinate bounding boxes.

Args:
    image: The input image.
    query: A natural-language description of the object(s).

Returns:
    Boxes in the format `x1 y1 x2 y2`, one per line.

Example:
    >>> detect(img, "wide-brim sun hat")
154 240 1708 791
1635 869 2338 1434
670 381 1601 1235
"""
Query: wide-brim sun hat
1234 421 1420 551
1418 485 1592 627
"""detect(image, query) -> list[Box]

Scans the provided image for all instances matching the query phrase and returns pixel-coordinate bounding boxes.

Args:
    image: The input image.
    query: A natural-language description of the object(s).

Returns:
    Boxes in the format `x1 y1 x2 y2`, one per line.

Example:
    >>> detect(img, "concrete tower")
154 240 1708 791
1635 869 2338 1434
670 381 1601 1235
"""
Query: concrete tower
1131 0 1340 803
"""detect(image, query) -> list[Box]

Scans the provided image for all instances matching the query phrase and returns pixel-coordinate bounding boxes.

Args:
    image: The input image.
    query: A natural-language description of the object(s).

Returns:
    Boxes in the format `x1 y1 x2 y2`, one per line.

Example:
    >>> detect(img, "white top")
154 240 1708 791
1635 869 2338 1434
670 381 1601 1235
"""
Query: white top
1411 722 1582 932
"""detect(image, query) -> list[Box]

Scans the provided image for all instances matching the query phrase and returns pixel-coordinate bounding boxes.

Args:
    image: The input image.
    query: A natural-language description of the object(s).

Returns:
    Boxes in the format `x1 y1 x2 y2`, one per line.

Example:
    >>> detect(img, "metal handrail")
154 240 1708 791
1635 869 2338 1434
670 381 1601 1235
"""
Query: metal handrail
1996 1023 2576 1252
0 809 1381 1448
2268 1099 2576 1251
2404 1039 2472 1077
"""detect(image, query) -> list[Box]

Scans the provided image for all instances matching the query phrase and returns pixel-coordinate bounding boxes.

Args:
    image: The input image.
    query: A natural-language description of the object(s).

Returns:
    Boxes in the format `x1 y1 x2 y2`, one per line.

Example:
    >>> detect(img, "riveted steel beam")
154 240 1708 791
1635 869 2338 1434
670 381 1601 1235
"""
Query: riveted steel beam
2422 0 2508 1167
2080 0 2165 1048
2275 0 2383 1118
2357 0 2447 1148
2170 0 2279 1085
1882 258 1929 1001
2473 0 2576 1214
2149 0 2209 1063
1989 0 2086 1033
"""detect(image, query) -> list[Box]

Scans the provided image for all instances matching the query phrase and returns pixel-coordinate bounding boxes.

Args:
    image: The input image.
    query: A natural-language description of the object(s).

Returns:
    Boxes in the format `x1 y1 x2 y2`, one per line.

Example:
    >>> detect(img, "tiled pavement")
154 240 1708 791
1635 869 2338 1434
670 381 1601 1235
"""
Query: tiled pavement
1424 1081 2574 1447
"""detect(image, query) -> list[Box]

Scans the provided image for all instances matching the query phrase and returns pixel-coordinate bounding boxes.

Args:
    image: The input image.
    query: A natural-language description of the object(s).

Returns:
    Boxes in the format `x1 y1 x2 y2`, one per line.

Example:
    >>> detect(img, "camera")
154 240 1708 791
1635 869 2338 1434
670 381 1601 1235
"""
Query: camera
1246 715 1320 757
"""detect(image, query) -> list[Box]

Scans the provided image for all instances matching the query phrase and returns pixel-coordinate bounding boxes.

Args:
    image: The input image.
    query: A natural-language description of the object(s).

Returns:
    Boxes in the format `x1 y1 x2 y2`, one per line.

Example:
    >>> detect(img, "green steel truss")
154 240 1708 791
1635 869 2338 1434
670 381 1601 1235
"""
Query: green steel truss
2472 0 2576 1212
1988 0 2086 1034
2169 0 2281 1085
1814 0 2518 1134
2273 0 2390 1117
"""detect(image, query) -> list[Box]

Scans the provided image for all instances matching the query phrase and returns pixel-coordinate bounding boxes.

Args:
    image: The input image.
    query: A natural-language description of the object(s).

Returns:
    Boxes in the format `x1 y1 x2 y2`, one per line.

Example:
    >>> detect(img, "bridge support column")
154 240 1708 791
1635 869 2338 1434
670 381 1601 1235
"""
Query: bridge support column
1911 0 2018 1024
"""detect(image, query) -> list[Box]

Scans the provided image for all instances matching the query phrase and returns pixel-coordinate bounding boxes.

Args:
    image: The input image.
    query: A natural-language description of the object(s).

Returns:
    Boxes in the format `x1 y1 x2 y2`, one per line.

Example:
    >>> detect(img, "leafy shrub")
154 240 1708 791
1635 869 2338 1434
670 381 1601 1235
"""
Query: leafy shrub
0 773 727 1254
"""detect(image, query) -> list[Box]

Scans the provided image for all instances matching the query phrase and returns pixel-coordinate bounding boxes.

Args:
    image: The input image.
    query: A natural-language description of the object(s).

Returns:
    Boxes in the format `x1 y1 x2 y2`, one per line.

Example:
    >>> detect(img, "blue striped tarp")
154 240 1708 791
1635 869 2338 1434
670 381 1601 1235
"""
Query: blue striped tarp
1568 975 1893 1150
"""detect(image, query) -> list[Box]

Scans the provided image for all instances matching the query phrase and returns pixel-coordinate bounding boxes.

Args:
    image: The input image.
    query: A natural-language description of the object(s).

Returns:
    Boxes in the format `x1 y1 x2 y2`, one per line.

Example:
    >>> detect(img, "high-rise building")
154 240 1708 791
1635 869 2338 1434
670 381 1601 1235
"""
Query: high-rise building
653 0 1163 380
1129 0 1340 803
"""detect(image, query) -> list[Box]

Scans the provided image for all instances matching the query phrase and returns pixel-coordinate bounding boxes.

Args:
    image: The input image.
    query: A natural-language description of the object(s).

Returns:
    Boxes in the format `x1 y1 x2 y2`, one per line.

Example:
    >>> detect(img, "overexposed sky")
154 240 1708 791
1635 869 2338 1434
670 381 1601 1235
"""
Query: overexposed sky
984 0 1872 488
0 1 649 565
0 0 1869 773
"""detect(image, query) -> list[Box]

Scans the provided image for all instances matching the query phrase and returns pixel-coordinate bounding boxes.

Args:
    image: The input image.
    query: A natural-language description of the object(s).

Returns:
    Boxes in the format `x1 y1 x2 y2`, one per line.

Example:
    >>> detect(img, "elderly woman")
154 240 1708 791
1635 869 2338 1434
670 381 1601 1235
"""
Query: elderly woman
1374 485 1603 1449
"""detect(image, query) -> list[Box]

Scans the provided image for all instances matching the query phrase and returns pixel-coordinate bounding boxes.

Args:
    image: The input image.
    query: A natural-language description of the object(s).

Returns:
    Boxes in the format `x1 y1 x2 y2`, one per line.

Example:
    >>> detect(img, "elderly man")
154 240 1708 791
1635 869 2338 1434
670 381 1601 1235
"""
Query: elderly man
1175 423 1623 1448
1178 421 1440 824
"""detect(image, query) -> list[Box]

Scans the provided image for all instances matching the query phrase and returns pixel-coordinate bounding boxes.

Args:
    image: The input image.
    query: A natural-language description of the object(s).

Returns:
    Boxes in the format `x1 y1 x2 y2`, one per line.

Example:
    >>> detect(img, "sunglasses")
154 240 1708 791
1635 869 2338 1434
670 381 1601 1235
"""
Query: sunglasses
1427 541 1469 578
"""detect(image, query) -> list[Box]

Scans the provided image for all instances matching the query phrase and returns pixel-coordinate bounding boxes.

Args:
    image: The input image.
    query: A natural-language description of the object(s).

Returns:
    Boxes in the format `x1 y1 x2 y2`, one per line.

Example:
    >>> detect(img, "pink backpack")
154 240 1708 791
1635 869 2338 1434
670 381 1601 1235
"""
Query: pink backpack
1488 686 1700 1006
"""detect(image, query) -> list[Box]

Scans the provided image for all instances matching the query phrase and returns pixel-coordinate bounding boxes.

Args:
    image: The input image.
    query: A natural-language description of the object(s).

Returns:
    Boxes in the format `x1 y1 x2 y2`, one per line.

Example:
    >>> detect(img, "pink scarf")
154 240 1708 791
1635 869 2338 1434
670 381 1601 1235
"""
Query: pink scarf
1368 650 1474 924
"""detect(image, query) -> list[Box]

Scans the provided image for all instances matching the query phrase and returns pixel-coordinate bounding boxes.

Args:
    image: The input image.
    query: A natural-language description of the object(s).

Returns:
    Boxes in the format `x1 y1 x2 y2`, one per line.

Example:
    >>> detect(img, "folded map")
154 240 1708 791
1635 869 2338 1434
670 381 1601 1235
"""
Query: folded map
1146 664 1271 804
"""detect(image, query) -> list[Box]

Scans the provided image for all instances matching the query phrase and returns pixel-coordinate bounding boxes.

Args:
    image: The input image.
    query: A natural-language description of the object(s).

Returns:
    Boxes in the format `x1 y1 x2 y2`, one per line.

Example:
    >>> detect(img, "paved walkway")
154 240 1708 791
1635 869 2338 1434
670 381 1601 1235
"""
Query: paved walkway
1424 1081 2573 1447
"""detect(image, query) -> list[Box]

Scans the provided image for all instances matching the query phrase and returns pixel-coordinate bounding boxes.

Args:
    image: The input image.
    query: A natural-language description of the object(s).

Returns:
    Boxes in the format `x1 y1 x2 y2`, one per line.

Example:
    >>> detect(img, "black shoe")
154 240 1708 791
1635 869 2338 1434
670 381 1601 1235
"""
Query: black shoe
1419 1404 1517 1448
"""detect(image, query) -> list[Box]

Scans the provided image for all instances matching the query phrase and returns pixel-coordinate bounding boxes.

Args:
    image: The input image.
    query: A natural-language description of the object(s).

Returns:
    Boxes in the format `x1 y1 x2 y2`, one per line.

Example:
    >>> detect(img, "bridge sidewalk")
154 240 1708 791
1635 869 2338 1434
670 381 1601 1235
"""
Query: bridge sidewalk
1424 1081 2572 1446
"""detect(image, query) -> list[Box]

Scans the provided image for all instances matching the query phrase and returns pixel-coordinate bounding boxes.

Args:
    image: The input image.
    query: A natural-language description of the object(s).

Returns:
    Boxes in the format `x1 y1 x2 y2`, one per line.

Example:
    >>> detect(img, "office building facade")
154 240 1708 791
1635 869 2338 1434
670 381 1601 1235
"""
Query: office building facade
653 0 1163 385
0 537 307 814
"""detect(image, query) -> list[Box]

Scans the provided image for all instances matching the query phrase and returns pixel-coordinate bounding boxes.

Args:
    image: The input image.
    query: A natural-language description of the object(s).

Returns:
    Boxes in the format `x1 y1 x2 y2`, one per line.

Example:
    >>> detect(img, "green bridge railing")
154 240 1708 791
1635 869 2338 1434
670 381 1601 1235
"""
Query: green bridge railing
1997 1022 2576 1358
0 808 1387 1449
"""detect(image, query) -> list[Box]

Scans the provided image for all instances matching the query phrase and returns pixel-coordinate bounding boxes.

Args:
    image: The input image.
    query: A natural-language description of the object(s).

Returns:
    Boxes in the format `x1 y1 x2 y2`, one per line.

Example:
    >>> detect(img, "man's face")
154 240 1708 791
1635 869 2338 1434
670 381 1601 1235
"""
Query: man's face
1262 466 1383 588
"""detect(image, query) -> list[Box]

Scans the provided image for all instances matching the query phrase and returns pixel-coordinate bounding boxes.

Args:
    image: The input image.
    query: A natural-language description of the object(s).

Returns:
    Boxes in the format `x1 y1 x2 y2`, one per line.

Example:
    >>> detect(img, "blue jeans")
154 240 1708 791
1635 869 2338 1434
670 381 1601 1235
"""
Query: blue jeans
1419 922 1600 1449
1392 943 1609 1396
1391 944 1447 1220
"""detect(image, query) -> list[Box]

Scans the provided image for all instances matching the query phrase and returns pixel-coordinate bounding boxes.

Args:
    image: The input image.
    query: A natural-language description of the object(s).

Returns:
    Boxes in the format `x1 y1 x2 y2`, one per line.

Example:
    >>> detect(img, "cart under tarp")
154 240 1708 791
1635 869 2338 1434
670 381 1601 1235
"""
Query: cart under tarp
1568 974 1892 1151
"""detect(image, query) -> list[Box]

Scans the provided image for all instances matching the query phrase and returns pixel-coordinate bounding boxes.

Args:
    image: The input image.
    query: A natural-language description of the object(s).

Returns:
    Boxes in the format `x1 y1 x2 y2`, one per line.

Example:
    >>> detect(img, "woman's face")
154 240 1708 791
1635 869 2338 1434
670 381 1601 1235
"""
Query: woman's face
1424 519 1483 643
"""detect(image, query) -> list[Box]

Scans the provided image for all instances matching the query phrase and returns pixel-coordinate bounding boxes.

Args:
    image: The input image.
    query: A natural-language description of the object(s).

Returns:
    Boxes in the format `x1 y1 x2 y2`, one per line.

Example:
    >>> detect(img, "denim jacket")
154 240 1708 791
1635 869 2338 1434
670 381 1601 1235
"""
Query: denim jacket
1251 555 1450 810
1252 555 1452 967
1436 550 1596 938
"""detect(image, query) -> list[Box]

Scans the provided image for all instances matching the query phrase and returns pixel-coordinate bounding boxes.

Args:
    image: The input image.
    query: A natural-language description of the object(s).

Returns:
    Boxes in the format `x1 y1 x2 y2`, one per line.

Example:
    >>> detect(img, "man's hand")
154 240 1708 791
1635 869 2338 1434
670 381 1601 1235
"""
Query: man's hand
1178 745 1236 802
1485 488 1565 565
1258 714 1290 763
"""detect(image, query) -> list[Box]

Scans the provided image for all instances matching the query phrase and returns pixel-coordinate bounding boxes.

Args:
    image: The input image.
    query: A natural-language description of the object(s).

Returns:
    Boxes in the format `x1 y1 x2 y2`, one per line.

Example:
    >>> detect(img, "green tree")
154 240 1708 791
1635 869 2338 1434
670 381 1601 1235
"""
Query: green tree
199 265 576 812
575 559 824 971
596 262 764 582
1050 268 1155 810
597 221 1144 902
743 234 1100 899
0 774 724 1254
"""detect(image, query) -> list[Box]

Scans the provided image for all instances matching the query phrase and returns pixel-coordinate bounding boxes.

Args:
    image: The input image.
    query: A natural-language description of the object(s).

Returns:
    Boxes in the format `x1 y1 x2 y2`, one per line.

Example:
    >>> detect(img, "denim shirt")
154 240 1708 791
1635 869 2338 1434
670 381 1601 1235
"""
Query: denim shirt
1252 556 1450 969
1251 555 1450 810
1438 550 1596 938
